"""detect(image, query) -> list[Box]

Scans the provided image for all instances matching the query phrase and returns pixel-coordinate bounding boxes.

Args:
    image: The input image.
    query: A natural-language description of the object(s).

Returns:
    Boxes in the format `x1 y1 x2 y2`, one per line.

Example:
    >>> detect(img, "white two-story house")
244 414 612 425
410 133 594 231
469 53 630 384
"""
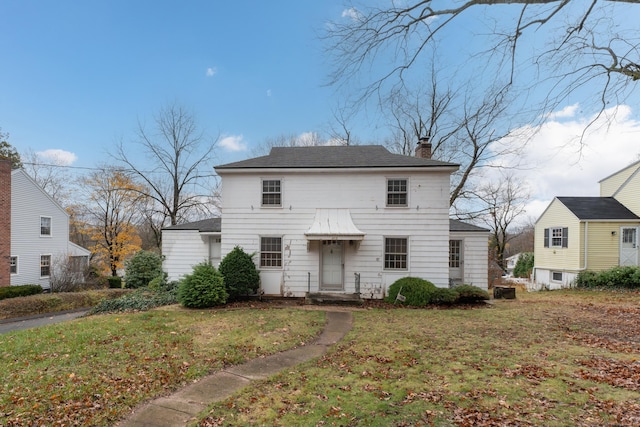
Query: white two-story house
202 143 487 298
0 159 90 290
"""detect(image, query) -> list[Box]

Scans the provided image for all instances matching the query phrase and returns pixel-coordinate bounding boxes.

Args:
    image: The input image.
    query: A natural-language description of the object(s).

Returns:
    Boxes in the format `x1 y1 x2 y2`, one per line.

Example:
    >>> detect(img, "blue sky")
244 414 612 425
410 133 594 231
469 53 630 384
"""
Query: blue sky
2 1 640 222
1 1 352 167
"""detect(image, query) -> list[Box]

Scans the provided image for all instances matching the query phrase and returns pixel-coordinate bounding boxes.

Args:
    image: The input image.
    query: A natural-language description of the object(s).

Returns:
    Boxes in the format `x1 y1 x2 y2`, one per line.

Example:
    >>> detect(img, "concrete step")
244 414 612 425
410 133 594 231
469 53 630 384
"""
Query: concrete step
305 292 363 306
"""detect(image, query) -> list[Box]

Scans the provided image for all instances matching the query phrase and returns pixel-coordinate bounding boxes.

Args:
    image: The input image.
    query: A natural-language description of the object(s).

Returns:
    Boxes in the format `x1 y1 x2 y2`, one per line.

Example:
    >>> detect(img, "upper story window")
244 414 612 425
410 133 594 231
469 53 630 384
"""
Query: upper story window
543 227 568 248
262 179 281 207
387 179 407 207
40 216 52 236
10 256 17 274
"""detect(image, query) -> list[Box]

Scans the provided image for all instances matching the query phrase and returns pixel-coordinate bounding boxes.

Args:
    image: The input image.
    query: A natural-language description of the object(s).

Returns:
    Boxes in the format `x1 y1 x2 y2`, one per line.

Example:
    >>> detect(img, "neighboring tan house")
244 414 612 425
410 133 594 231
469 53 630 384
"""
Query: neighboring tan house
162 218 221 282
533 160 640 289
0 160 90 290
161 142 488 299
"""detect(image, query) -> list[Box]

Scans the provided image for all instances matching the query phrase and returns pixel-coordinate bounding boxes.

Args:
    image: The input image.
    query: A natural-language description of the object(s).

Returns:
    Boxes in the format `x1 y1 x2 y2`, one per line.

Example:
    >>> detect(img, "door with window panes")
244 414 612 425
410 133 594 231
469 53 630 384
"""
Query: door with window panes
621 227 639 266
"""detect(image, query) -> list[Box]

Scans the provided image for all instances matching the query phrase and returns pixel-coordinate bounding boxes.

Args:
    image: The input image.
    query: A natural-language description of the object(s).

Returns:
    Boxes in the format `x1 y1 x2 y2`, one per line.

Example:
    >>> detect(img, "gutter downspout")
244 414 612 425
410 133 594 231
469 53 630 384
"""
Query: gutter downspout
583 221 588 271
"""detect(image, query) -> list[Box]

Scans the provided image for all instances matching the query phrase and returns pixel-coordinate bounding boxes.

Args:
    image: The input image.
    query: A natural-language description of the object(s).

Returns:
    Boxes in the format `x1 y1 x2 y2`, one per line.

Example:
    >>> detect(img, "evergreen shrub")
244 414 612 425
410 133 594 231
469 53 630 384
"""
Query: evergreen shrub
124 251 164 289
385 277 437 306
178 262 228 308
218 246 260 301
452 284 490 303
575 266 640 289
107 276 122 289
513 252 534 278
0 284 43 300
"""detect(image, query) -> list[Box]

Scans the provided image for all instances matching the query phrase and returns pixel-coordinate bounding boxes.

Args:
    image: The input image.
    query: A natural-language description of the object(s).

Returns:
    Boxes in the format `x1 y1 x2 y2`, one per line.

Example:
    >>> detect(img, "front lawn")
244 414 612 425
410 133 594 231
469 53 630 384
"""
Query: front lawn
198 290 640 426
0 306 325 426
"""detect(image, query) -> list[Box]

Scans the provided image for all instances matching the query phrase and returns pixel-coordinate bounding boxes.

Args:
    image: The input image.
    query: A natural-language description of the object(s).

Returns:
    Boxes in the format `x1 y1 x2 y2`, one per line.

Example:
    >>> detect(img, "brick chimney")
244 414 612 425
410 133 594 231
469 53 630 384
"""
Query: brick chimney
415 136 432 159
0 159 11 287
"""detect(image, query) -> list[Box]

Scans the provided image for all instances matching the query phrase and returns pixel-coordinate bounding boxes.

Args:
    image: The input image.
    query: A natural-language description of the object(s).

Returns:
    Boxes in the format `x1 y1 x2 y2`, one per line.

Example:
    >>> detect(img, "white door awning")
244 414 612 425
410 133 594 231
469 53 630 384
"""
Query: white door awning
305 209 365 241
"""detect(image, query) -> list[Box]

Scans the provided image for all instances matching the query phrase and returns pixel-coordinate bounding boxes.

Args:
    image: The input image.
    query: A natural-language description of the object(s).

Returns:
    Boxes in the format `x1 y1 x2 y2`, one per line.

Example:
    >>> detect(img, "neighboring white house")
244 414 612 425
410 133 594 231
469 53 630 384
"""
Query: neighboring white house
168 143 486 299
162 218 222 282
7 168 90 289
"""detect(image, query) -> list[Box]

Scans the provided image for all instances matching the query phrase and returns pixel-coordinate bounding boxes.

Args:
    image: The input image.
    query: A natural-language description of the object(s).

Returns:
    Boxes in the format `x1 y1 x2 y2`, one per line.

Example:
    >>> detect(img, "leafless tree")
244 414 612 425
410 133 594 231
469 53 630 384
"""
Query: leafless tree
22 148 75 206
251 132 328 157
326 1 640 134
113 103 219 232
464 172 530 270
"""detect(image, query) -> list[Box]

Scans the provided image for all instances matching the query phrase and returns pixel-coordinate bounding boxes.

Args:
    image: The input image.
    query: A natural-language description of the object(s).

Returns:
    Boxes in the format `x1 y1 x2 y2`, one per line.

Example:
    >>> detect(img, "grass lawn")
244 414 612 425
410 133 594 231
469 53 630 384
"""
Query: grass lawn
0 306 325 426
197 290 640 426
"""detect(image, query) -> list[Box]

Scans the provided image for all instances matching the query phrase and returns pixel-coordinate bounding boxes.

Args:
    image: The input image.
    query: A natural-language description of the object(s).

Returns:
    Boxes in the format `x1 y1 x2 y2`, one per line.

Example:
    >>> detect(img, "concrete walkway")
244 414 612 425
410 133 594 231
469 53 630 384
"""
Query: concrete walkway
117 310 353 427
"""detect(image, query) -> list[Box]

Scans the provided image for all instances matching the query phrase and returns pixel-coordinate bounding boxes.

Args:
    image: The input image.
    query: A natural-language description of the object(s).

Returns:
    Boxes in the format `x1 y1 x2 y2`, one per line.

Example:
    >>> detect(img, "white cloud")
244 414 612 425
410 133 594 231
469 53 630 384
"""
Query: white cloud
341 7 360 21
545 103 579 120
219 134 247 152
206 67 217 77
489 104 640 222
36 149 77 165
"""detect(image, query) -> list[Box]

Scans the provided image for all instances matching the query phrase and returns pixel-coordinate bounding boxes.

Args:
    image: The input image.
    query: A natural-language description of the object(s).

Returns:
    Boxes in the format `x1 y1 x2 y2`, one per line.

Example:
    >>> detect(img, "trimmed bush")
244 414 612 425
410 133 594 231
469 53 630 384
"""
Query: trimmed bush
107 276 122 289
431 287 459 305
178 262 228 308
452 284 490 303
385 277 437 306
218 246 260 301
575 266 640 289
124 251 164 289
0 284 43 300
89 288 178 314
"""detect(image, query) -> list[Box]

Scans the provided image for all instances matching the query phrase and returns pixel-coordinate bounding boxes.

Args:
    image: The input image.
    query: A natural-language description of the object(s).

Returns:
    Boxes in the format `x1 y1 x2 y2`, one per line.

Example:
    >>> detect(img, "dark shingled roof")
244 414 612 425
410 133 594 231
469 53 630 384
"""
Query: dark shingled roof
215 145 458 170
449 219 489 232
162 218 221 232
557 197 640 220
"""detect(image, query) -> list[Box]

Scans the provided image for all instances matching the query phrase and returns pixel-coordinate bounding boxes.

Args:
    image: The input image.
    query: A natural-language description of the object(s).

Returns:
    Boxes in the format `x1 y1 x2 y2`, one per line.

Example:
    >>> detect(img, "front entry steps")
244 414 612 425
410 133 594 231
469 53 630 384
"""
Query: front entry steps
305 292 363 306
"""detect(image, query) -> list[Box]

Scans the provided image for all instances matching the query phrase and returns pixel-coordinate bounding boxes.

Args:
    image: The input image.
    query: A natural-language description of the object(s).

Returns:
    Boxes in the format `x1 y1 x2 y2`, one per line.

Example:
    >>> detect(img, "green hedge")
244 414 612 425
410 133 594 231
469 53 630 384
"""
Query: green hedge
576 266 640 289
385 277 489 306
0 284 43 301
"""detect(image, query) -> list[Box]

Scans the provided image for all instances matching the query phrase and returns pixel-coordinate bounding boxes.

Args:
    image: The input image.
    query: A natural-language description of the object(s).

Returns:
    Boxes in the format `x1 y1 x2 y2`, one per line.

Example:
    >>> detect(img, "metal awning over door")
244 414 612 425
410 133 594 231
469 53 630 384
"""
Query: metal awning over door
305 209 365 241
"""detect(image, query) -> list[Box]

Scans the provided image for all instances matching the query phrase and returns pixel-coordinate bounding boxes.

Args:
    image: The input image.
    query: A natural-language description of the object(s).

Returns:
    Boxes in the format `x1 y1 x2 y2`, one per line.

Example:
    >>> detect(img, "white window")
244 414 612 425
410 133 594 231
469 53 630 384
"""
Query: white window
40 216 52 236
449 240 461 268
261 179 281 207
40 255 51 277
384 237 408 270
260 237 282 268
386 179 408 207
552 271 563 282
10 256 17 274
544 227 568 248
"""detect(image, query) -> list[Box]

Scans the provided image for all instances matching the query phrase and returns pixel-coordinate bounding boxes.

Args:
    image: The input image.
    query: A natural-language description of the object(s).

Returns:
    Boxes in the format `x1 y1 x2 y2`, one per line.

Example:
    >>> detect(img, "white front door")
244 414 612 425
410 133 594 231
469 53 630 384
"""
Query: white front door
621 227 639 266
321 240 343 291
449 240 463 284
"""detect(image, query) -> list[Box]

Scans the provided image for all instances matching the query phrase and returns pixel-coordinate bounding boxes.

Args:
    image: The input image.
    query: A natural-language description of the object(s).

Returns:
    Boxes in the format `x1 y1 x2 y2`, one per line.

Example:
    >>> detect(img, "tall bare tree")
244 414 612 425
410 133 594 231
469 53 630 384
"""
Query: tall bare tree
114 103 219 237
327 1 640 134
466 172 530 271
22 149 75 206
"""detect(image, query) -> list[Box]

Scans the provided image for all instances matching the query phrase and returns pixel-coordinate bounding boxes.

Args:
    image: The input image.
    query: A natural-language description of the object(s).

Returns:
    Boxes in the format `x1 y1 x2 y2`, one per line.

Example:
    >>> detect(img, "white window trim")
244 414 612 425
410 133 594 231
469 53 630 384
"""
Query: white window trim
550 227 564 248
40 254 52 278
261 178 283 208
260 235 283 269
40 216 53 237
386 177 409 208
551 271 563 282
383 236 409 271
10 256 18 275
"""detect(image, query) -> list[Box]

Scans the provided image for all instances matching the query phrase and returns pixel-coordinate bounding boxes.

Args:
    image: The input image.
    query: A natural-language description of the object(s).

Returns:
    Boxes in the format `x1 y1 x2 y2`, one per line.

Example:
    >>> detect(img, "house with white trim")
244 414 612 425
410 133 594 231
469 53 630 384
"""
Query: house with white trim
533 160 640 289
162 143 489 298
0 160 90 290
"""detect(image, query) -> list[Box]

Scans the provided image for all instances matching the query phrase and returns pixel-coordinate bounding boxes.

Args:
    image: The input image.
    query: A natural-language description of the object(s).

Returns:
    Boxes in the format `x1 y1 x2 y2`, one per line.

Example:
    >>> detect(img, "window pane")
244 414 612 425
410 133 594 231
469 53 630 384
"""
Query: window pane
40 255 51 277
551 227 563 247
384 238 407 270
10 256 17 274
387 179 407 206
449 240 461 268
41 217 51 236
260 237 282 267
262 180 281 206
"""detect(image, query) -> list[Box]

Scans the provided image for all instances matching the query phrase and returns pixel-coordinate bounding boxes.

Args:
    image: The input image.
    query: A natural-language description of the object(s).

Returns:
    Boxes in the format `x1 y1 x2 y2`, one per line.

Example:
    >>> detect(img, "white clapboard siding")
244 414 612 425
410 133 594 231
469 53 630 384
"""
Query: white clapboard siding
10 169 84 288
219 169 453 297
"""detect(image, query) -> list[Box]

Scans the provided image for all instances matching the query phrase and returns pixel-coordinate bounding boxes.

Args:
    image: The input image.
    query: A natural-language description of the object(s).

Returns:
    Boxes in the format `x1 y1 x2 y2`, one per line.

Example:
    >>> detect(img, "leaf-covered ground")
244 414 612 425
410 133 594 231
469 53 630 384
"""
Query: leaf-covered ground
0 306 324 426
198 290 640 426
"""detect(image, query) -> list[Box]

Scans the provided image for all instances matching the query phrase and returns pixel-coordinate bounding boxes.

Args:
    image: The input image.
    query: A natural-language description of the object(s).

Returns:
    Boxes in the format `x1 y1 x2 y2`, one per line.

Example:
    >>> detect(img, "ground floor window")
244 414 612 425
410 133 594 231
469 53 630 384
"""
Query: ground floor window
10 256 17 274
449 240 461 268
40 255 51 277
552 271 563 282
260 237 282 267
384 237 407 270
